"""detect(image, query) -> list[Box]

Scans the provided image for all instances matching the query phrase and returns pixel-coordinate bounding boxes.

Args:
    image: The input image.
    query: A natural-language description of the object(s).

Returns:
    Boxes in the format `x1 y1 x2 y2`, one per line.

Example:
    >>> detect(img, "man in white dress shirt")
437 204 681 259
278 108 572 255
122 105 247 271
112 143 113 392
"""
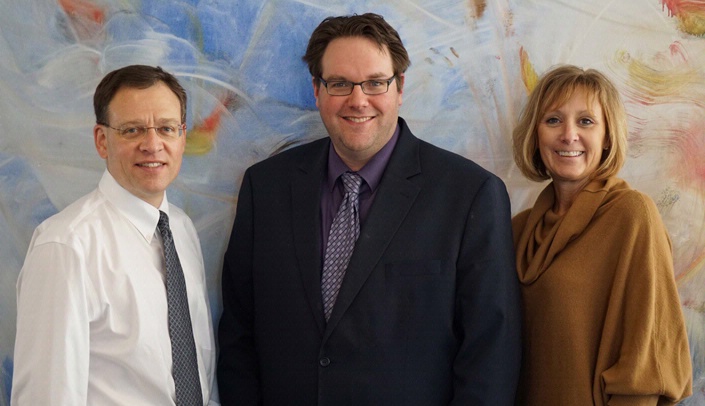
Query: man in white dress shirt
11 65 218 405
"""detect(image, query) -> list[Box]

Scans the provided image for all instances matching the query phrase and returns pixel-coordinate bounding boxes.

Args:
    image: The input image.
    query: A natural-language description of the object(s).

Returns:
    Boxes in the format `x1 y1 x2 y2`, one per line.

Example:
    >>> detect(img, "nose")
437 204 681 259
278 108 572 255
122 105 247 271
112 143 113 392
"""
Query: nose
139 127 164 153
346 84 369 108
560 122 579 143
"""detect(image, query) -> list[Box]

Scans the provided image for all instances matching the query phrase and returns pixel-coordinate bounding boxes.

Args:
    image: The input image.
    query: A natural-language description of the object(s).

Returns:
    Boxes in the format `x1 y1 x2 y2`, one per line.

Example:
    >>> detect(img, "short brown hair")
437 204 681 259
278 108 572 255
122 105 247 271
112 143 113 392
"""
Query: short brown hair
302 13 410 90
512 64 627 182
93 65 187 125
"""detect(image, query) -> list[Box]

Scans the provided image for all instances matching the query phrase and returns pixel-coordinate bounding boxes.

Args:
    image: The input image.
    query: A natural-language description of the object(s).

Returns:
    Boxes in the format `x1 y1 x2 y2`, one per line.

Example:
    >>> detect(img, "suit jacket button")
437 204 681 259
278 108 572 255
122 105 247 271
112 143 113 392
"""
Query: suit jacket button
319 357 331 367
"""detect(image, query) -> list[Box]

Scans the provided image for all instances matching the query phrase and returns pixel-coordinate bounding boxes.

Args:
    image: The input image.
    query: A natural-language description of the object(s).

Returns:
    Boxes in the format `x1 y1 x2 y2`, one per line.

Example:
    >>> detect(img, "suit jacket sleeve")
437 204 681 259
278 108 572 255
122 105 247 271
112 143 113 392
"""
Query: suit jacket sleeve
451 174 522 405
217 168 261 405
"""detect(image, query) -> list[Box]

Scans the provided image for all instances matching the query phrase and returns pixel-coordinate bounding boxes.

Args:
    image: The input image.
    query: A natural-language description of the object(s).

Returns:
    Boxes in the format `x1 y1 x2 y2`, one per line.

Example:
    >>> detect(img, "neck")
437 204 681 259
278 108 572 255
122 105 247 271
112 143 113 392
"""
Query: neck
551 178 591 216
334 147 370 172
143 193 165 209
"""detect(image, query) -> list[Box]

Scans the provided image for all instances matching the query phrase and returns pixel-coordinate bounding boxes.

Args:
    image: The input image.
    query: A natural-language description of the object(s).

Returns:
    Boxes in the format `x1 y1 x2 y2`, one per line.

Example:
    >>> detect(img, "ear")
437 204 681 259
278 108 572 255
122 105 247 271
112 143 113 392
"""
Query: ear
397 73 405 106
94 124 109 159
312 77 321 109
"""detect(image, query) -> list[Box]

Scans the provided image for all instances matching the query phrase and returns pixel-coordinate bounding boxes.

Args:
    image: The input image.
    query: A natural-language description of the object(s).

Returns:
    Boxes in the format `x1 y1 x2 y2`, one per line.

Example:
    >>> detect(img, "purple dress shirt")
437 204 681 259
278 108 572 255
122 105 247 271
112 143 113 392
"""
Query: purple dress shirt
319 125 400 262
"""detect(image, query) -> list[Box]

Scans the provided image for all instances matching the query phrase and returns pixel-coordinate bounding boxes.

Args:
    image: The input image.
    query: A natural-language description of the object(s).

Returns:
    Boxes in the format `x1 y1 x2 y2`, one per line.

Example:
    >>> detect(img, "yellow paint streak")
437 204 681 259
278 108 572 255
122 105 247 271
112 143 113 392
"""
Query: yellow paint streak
185 101 229 156
662 0 705 36
676 249 705 285
519 47 539 94
677 12 705 36
184 129 216 155
615 48 699 99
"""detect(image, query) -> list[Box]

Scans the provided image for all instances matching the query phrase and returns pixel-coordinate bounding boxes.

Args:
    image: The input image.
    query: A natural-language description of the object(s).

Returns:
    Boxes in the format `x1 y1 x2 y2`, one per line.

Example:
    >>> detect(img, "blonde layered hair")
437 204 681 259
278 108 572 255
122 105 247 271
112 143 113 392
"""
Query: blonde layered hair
512 65 627 182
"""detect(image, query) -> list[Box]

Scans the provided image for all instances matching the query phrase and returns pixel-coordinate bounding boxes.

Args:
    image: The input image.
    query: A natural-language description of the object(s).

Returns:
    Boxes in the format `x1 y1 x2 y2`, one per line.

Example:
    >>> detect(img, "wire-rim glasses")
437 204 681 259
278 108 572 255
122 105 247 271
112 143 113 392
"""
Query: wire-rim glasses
99 123 186 140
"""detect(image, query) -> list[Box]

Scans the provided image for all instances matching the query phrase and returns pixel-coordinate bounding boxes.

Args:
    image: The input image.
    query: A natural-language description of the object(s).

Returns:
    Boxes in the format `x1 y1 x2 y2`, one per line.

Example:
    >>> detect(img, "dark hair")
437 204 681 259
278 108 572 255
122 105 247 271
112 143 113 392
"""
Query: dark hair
93 65 187 125
302 13 410 90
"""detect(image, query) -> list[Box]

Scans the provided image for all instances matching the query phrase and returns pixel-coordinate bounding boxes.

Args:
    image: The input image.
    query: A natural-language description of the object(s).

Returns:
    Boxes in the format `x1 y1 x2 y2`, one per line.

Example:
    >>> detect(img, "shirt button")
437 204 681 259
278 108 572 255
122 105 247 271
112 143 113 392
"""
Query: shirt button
319 357 331 367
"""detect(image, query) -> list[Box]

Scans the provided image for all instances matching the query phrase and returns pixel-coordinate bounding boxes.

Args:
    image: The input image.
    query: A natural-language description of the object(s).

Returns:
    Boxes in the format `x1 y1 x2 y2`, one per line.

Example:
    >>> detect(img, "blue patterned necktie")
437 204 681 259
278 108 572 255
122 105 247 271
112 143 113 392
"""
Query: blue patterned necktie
157 211 203 406
321 172 363 321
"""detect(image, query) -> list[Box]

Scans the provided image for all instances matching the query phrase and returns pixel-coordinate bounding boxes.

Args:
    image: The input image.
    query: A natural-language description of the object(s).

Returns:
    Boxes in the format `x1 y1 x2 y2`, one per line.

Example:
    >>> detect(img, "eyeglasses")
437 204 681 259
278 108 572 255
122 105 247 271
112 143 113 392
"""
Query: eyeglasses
99 123 186 140
318 76 397 96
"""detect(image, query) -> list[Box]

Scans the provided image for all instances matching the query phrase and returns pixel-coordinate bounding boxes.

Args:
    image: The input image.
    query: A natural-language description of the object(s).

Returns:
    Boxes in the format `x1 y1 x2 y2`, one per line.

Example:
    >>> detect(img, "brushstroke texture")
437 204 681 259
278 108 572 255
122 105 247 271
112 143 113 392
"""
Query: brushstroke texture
0 1 703 405
662 0 705 36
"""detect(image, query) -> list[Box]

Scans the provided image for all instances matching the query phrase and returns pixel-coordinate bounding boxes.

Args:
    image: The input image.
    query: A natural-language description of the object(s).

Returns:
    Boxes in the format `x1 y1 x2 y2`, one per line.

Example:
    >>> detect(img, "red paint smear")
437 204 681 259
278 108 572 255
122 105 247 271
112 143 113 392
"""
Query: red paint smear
58 0 105 24
668 41 688 63
191 94 238 137
661 0 705 17
193 102 227 133
672 124 705 187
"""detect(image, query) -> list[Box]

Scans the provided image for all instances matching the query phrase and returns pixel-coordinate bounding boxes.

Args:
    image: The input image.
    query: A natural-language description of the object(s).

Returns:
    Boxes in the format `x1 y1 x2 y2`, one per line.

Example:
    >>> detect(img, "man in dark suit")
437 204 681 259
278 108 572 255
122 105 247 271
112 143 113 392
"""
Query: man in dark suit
217 12 521 405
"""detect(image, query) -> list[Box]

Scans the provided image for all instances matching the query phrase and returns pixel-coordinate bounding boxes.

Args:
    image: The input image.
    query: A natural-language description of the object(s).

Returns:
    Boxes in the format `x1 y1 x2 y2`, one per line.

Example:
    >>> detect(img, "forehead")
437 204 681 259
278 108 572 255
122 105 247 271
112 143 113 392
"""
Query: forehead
108 83 181 121
320 36 393 77
543 85 602 113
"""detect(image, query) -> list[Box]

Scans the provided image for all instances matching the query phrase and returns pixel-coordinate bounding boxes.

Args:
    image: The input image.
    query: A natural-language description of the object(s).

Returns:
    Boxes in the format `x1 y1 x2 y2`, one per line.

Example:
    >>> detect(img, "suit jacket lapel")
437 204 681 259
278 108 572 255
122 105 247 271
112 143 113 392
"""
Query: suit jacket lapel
292 139 329 334
324 120 422 338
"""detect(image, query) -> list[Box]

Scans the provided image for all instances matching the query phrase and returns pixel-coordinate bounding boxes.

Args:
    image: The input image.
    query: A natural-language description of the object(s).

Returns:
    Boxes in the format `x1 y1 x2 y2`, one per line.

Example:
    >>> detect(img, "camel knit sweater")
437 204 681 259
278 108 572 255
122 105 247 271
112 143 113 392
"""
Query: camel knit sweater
513 177 692 405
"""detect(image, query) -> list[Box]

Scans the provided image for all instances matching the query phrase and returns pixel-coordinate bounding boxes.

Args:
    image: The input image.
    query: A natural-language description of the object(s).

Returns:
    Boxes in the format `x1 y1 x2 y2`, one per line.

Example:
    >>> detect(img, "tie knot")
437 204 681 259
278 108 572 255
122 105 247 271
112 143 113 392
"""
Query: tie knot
341 172 362 195
157 210 170 232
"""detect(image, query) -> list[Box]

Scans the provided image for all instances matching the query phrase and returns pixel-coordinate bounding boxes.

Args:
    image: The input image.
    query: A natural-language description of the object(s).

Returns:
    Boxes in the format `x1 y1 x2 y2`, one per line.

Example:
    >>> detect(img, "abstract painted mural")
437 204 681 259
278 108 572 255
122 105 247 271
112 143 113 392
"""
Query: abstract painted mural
0 0 703 403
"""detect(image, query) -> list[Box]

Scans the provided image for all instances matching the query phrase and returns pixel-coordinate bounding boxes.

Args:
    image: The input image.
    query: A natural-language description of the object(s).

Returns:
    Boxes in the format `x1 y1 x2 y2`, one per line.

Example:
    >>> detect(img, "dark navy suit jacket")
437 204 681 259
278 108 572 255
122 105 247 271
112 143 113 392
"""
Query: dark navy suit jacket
218 117 521 405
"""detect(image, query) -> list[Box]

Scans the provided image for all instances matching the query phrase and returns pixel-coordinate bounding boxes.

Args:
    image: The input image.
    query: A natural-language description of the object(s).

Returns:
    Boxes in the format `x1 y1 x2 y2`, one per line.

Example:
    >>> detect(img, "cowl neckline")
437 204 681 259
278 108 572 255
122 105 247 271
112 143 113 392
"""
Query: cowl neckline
515 177 627 284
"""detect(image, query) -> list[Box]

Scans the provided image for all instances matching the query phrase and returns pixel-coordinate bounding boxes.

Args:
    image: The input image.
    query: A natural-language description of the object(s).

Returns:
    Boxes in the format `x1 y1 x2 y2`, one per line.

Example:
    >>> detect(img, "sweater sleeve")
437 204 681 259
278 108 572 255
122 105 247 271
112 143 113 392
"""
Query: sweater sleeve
600 192 692 405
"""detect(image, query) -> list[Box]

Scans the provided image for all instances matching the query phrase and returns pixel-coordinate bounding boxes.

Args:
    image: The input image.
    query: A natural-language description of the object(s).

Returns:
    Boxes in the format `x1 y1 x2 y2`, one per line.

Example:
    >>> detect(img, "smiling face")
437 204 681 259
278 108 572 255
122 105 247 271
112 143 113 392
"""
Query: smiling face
537 86 608 194
94 82 185 208
313 36 403 171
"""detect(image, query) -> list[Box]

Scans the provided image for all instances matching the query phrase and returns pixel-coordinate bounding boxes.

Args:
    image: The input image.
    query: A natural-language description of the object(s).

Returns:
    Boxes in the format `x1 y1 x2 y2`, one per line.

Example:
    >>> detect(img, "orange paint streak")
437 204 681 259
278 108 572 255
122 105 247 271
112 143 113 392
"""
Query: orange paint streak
185 98 231 156
662 0 705 17
199 107 223 132
58 0 105 24
468 0 487 19
519 47 539 94
676 250 705 285
661 0 705 35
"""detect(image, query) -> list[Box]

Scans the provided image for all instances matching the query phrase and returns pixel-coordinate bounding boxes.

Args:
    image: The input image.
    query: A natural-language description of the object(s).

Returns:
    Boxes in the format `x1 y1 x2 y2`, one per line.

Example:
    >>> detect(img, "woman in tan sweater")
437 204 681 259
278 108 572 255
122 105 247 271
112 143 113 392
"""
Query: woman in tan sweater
512 65 692 405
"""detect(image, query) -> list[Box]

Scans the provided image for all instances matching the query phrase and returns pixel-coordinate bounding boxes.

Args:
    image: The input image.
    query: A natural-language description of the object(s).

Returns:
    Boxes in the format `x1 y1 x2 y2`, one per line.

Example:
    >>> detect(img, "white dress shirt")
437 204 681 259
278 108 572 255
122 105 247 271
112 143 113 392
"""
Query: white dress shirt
12 170 218 405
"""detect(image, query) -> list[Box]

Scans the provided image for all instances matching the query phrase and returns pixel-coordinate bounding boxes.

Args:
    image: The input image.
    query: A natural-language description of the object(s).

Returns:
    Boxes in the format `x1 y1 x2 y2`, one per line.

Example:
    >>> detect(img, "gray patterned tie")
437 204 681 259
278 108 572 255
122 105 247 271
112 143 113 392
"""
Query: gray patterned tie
322 172 363 321
157 211 203 406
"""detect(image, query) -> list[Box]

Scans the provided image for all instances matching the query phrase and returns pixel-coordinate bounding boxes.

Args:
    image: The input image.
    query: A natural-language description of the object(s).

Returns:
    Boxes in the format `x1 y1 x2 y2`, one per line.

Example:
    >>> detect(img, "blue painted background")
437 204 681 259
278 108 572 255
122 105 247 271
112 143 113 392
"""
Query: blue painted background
1 1 703 403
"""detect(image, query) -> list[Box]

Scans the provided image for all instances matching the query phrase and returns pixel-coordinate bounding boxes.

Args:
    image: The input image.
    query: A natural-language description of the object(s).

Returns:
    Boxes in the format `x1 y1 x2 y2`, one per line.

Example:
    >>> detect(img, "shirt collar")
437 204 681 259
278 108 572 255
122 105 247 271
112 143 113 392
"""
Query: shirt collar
98 170 169 243
326 124 400 191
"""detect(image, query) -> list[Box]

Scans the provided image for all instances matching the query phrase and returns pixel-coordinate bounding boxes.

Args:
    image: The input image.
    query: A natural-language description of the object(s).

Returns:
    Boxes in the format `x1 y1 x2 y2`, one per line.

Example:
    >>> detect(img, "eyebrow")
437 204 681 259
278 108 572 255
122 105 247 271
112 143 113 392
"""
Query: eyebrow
543 109 598 117
115 119 181 126
324 73 392 81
